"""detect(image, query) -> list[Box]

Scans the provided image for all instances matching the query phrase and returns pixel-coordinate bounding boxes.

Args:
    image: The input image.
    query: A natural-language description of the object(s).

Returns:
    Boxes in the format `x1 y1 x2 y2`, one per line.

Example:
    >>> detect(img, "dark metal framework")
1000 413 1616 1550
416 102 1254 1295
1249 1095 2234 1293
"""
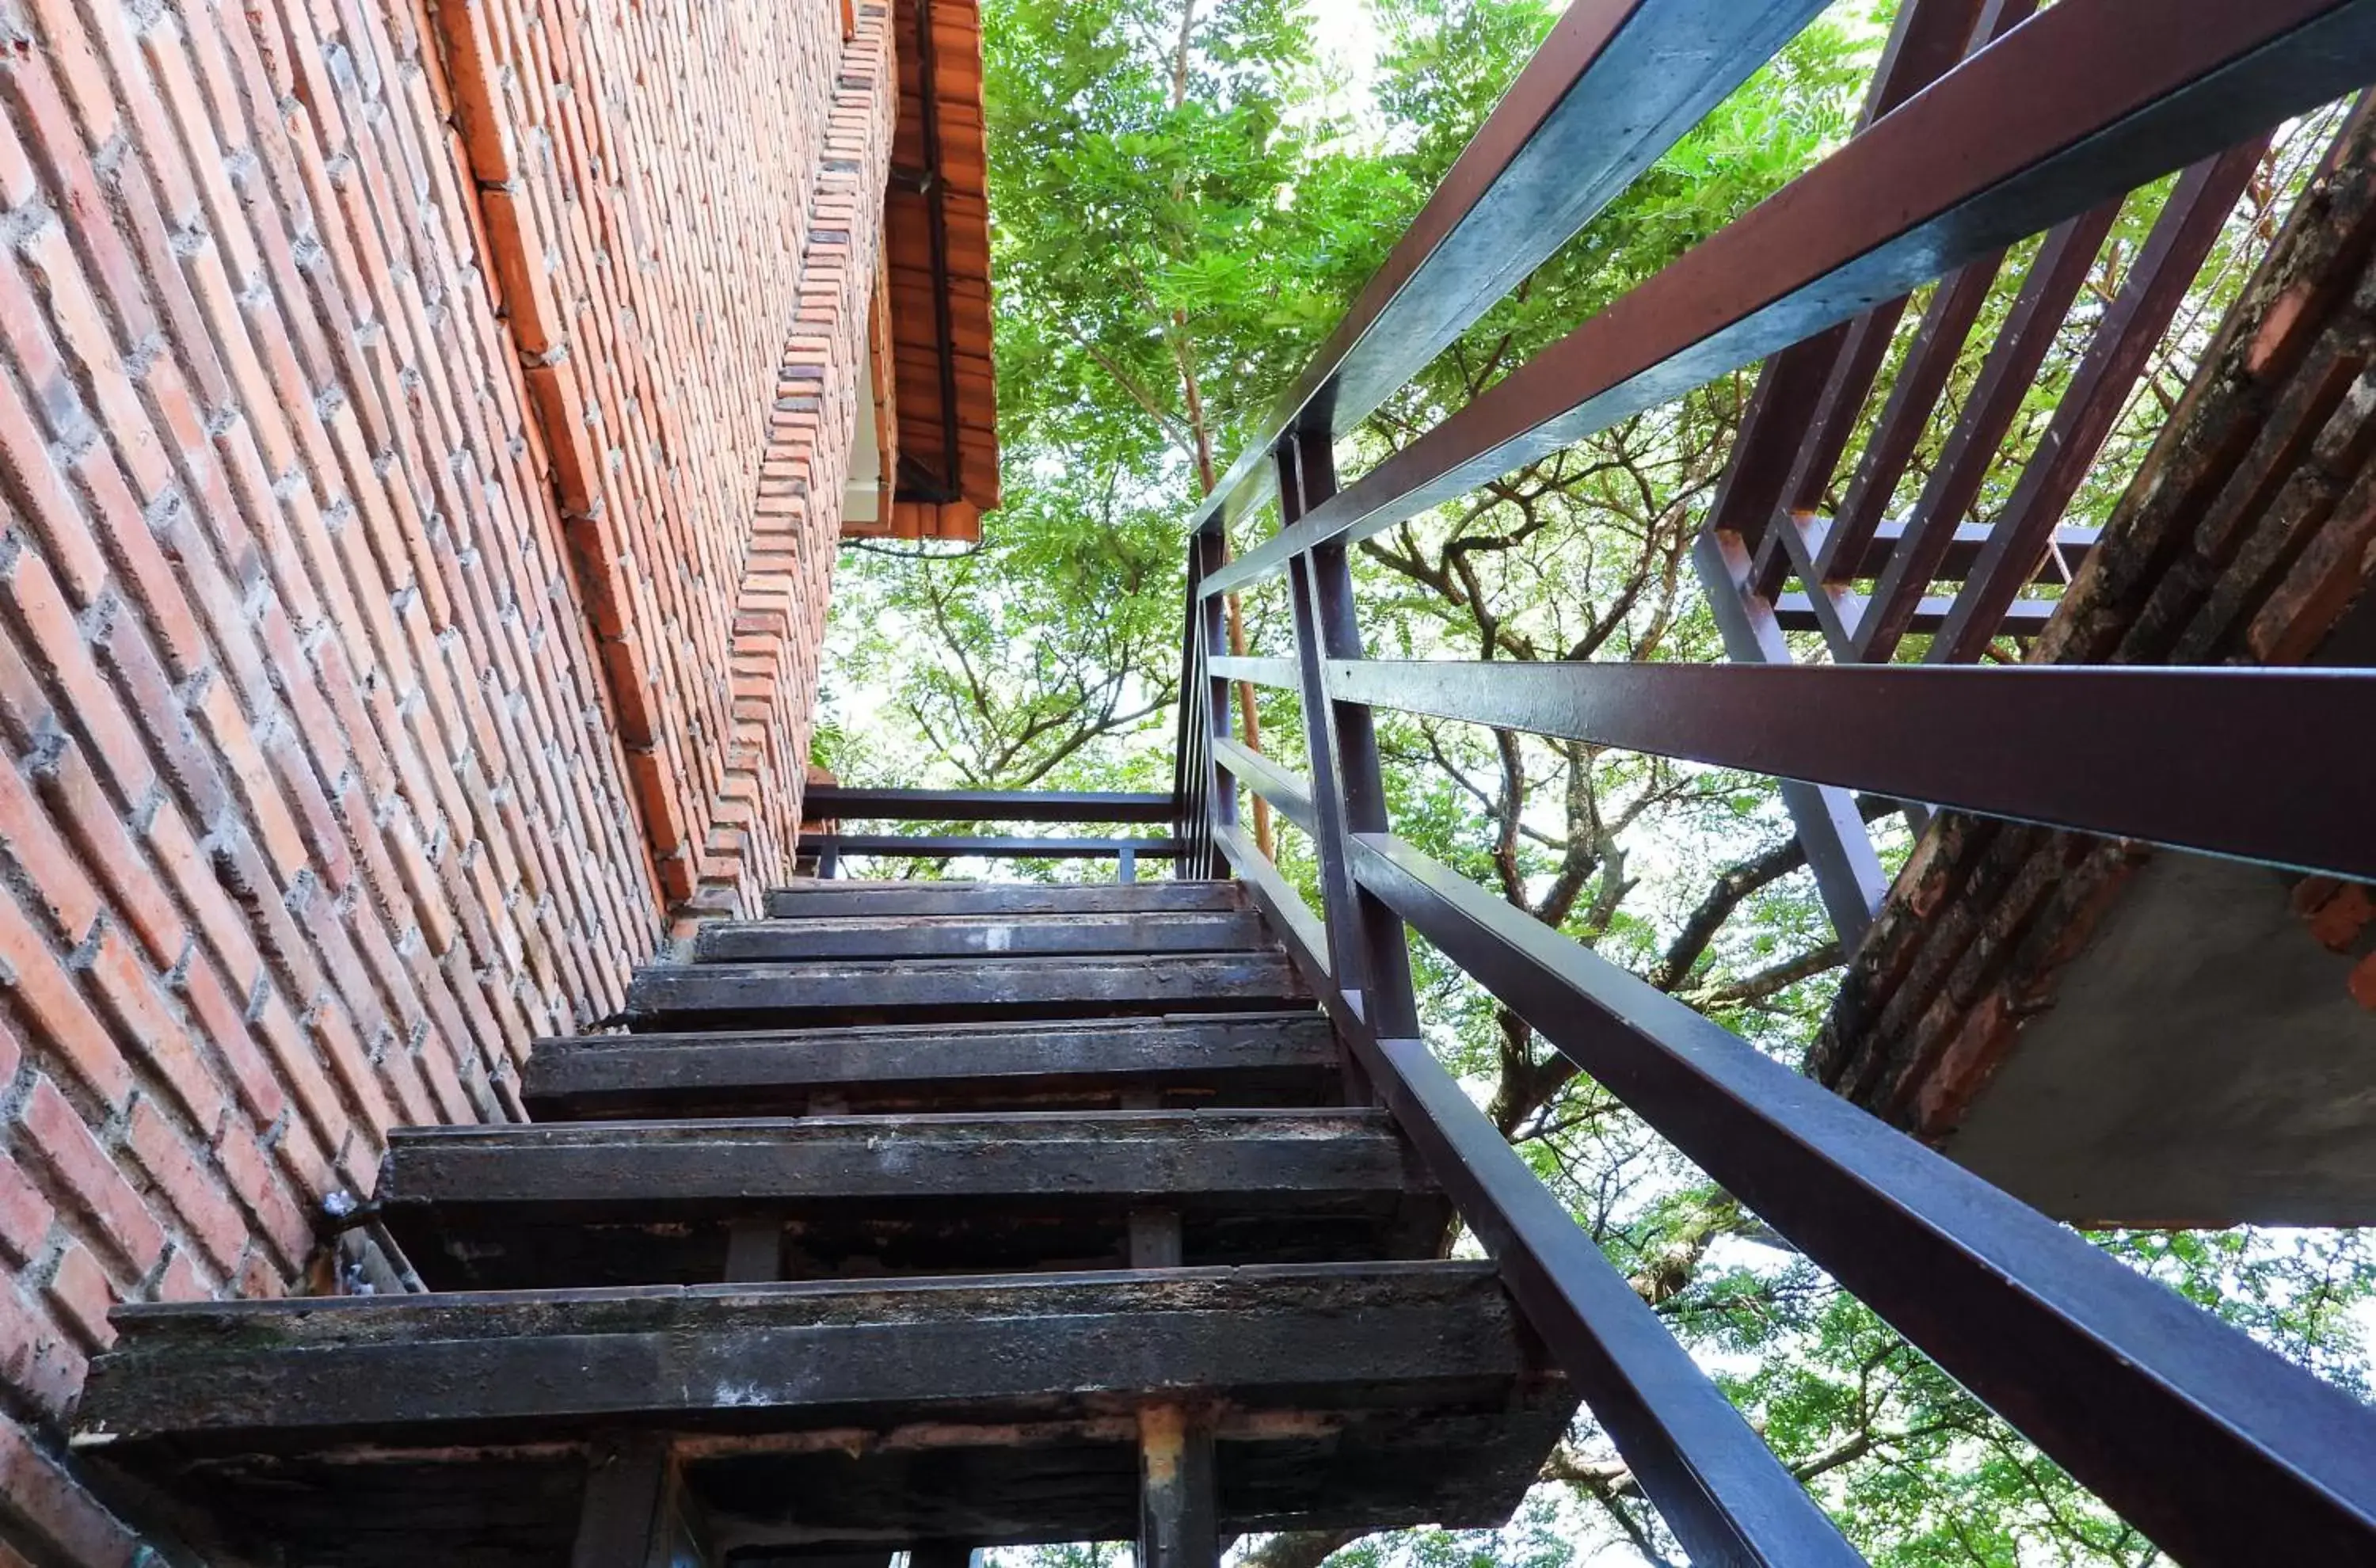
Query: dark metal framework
798 789 1177 881
1158 2 2376 1562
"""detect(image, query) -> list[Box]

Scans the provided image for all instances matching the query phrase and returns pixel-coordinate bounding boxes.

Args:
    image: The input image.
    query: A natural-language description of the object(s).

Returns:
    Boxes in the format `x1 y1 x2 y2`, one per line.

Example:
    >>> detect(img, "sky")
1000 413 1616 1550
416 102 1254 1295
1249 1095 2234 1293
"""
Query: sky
1304 0 1386 120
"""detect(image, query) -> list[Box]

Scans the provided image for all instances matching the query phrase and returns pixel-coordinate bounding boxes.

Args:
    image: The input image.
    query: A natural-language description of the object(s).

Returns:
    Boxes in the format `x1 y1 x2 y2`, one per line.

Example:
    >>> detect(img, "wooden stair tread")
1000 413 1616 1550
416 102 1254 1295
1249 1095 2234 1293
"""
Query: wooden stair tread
376 1110 1446 1288
520 1013 1341 1119
76 1264 1573 1566
692 908 1270 961
87 878 1569 1561
626 952 1316 1027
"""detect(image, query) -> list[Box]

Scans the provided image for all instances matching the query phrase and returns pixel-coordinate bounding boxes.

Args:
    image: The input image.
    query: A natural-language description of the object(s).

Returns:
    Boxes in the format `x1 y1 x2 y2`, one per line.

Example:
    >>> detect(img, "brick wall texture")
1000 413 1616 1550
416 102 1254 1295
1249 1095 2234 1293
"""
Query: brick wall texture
0 0 891 1552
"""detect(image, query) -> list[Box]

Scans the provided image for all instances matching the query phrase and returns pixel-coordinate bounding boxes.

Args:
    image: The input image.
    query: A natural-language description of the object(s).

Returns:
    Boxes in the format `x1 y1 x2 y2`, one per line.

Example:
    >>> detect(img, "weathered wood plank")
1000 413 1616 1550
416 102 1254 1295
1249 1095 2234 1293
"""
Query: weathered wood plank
624 953 1316 1028
386 1111 1419 1208
761 882 1246 919
521 1014 1341 1121
79 1262 1573 1560
378 1112 1445 1288
693 910 1270 963
76 1402 1567 1568
79 1263 1551 1441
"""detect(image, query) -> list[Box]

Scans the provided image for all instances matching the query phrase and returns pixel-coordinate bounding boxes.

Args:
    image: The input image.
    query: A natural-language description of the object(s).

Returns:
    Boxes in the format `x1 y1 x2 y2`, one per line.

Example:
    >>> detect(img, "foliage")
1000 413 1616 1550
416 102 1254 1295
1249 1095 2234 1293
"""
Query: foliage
823 1 2376 1562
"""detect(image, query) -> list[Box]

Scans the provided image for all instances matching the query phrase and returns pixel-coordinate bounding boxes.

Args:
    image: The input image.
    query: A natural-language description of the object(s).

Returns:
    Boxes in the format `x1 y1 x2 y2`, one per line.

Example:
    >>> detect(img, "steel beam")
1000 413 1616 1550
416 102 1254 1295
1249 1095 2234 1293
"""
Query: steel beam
1205 0 2376 600
1932 141 2271 660
1213 824 1330 974
570 1433 692 1568
1348 828 2376 1565
800 835 1181 862
1213 736 1317 837
1206 655 1300 691
1331 1010 1864 1566
1324 657 2376 881
1690 532 1885 944
802 788 1174 824
1706 0 1995 565
1857 200 2126 660
1187 0 1833 538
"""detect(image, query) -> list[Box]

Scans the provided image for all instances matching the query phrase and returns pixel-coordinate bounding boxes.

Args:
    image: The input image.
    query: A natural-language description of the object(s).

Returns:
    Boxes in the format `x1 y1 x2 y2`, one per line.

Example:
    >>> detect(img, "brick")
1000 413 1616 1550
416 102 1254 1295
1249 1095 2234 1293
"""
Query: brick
0 891 135 1111
42 1243 116 1351
15 1076 166 1277
0 1154 54 1269
215 1117 313 1272
77 923 228 1136
32 740 186 966
0 755 102 943
0 544 157 809
0 1285 85 1421
0 0 878 1448
125 1098 248 1274
479 183 563 356
0 1411 140 1566
155 1247 212 1303
2305 882 2376 952
176 950 287 1132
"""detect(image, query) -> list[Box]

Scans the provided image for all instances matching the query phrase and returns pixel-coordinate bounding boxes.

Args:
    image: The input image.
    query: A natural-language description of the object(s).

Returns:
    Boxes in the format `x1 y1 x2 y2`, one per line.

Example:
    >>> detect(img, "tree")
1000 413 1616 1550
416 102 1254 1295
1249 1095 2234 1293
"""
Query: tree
822 1 2376 1562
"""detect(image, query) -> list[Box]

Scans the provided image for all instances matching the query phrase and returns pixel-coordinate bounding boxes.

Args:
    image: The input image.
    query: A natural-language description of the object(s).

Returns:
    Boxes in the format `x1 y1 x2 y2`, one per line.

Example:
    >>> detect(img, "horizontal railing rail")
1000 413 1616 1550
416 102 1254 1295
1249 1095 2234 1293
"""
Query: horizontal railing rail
803 786 1174 823
801 834 1179 860
798 788 1180 883
1186 0 1837 539
1325 660 2376 881
1163 1 2376 1561
1200 0 2376 603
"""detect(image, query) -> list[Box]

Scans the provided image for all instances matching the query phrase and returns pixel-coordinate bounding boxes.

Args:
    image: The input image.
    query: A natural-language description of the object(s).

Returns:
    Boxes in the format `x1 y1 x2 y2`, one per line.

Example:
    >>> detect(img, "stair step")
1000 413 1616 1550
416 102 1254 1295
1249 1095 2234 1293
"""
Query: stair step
626 952 1315 1027
375 1110 1445 1288
522 1013 1341 1120
75 1262 1574 1566
692 908 1270 962
761 881 1242 919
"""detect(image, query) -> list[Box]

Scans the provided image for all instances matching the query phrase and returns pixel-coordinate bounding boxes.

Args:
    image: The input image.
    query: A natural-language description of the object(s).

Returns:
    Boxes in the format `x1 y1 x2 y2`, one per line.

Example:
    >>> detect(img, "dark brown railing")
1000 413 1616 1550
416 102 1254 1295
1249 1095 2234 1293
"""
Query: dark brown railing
799 786 1174 880
1167 2 2376 1563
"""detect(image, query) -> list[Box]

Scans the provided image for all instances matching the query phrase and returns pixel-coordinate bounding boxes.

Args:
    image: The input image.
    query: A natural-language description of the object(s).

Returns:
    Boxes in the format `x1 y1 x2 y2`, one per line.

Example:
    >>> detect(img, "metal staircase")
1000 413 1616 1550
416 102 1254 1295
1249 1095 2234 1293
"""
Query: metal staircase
69 878 1574 1566
52 4 2376 1564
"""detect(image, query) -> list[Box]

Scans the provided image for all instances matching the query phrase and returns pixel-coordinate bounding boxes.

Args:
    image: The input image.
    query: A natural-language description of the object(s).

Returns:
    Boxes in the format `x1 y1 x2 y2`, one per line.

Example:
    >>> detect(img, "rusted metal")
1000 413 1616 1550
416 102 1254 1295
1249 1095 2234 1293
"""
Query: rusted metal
803 787 1175 823
1350 829 2376 1564
1932 141 2272 660
1203 0 2376 603
1188 0 1836 537
1708 0 2000 566
1858 200 2127 659
1325 657 2376 881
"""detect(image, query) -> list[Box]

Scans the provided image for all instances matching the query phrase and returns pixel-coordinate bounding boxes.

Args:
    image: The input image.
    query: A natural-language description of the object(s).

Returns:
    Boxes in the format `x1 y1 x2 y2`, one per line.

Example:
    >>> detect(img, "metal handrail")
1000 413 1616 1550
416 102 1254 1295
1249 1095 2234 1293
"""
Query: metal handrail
803 786 1173 823
1165 0 2376 1559
798 789 1179 882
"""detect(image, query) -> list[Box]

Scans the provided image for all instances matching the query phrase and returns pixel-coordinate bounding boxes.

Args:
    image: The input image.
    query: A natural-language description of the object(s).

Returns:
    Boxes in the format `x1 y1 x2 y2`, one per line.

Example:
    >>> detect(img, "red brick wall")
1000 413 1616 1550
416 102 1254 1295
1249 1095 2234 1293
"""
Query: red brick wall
716 10 896 918
0 0 889 1553
441 0 889 916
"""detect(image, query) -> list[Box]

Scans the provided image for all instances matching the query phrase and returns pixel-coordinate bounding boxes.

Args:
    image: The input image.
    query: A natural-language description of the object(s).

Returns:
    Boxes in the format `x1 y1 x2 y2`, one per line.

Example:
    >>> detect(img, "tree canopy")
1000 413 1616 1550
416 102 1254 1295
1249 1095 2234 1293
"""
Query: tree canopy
813 3 2376 1563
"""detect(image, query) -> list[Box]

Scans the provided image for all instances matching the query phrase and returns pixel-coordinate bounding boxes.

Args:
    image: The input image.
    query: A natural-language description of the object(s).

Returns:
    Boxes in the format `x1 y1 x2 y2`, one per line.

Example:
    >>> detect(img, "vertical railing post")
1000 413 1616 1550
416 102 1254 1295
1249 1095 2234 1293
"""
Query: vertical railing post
1195 525 1236 881
1175 532 1205 880
1279 437 1365 1007
1282 427 1422 1045
1691 529 1884 947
